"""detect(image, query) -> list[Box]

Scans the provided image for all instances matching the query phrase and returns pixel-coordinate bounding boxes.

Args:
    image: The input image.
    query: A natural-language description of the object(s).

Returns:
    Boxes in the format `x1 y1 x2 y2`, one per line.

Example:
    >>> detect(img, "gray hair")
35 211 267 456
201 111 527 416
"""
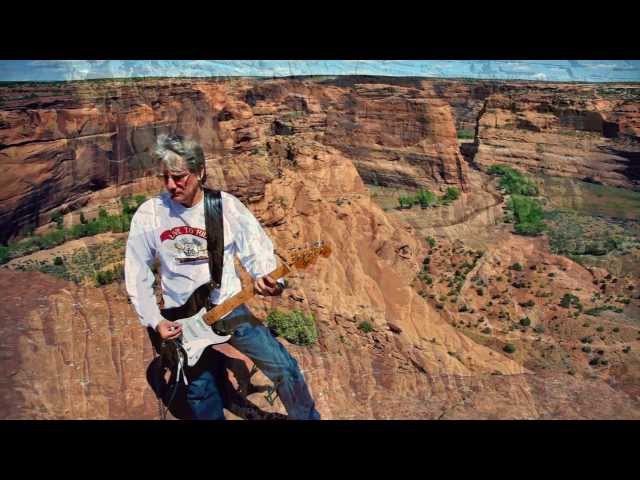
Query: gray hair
154 135 206 179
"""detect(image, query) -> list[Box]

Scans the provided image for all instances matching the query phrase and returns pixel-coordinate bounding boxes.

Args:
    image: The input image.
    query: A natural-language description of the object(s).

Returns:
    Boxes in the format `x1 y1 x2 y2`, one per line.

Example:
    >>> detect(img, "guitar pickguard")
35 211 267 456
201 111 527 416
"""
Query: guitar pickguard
176 307 231 366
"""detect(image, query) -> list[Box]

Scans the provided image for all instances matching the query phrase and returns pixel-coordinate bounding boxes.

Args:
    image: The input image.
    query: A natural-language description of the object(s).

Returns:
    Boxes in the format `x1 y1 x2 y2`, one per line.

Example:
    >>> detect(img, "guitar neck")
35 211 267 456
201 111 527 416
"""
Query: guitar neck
202 263 290 326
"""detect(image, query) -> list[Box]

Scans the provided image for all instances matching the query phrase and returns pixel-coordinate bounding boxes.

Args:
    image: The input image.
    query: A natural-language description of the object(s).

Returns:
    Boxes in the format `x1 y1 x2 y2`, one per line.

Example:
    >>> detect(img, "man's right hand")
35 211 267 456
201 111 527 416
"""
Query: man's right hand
156 319 183 341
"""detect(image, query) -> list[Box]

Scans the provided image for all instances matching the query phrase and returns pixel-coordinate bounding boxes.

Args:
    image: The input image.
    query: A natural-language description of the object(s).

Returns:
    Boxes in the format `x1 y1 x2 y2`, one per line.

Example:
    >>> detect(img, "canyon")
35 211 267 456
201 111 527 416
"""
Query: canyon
1 76 639 419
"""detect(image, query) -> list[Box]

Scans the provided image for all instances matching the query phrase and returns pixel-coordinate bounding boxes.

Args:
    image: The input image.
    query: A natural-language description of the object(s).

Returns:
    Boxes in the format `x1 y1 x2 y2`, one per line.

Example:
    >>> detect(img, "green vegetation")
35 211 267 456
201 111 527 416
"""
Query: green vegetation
416 189 437 208
398 195 414 209
488 165 539 196
544 209 638 259
95 264 125 286
488 165 544 236
584 305 622 316
519 317 531 327
358 320 375 333
426 236 437 248
506 195 545 236
503 343 517 354
457 129 475 140
52 211 64 229
560 293 583 310
265 310 318 346
441 187 460 204
397 187 461 210
0 195 147 265
510 262 523 271
538 175 640 221
11 239 126 285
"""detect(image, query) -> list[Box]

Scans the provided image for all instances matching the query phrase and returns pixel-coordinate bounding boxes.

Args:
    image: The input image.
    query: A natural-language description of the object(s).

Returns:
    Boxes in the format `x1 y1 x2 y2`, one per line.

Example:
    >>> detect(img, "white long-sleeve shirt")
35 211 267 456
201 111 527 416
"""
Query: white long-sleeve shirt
124 191 278 330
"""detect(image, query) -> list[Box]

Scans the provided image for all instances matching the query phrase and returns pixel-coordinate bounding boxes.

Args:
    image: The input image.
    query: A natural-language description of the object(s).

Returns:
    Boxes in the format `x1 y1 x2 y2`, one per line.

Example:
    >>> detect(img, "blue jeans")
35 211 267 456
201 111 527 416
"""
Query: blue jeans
184 304 321 420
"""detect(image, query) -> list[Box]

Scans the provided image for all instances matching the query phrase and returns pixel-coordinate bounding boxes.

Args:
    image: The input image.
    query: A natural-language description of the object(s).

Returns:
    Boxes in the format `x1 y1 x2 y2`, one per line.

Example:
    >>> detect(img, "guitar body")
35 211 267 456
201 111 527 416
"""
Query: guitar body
156 282 232 368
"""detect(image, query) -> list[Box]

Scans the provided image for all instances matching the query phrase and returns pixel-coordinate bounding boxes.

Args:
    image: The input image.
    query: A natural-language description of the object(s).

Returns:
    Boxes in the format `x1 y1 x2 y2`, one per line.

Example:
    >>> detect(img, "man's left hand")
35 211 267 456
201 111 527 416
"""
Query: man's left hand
255 275 283 296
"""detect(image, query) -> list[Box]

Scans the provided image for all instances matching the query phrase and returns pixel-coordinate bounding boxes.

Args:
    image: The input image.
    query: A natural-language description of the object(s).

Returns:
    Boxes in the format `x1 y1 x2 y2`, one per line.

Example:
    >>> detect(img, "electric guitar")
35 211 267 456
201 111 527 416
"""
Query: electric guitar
151 241 331 368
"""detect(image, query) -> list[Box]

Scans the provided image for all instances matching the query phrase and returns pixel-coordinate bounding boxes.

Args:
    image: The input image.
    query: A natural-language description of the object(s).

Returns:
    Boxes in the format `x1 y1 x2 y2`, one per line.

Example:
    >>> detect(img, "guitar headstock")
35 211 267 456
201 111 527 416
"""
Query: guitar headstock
286 241 332 269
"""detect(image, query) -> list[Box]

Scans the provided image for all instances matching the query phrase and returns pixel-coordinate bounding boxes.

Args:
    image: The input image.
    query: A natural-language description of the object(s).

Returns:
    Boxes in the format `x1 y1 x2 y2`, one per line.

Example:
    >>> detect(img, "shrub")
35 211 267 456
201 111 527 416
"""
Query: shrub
441 187 460 203
520 317 531 327
416 189 437 208
358 320 375 333
52 211 64 229
510 262 523 271
265 309 318 346
560 293 582 310
503 343 517 354
426 236 436 248
613 327 620 333
519 300 535 308
0 245 9 265
482 327 492 334
582 346 592 353
53 256 63 266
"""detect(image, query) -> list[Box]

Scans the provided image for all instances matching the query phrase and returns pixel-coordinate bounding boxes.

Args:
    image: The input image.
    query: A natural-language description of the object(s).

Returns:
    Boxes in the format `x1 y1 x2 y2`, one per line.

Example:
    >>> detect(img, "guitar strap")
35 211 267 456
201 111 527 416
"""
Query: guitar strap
203 188 224 301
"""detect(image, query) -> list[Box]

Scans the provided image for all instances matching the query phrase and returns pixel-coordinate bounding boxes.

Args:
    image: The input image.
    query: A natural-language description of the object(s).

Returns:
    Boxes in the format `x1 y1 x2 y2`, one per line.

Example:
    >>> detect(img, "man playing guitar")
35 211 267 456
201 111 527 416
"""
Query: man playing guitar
124 134 320 420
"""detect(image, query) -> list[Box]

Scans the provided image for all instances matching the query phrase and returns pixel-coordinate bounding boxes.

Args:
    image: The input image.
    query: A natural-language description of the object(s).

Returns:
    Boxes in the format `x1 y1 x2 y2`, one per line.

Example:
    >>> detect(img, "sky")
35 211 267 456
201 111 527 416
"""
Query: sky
1 60 639 83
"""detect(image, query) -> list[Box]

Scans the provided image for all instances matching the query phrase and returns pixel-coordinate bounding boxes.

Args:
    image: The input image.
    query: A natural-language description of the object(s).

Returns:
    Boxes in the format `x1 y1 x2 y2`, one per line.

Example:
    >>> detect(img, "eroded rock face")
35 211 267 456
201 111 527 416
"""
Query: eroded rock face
0 77 469 242
457 83 640 190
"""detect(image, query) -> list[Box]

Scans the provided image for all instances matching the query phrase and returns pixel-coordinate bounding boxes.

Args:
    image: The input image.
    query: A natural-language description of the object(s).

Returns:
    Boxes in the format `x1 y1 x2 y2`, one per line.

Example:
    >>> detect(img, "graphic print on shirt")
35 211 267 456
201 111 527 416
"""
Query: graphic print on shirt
160 226 208 264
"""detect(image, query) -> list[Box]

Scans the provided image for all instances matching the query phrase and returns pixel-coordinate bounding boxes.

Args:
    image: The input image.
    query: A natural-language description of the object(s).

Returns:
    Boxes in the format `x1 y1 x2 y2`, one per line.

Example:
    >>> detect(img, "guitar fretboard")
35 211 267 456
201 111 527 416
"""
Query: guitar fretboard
202 263 291 325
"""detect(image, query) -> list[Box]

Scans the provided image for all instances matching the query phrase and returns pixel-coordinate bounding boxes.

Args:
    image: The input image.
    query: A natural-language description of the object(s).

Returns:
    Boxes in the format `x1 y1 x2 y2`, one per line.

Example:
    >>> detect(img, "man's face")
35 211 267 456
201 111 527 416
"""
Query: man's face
163 166 203 207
